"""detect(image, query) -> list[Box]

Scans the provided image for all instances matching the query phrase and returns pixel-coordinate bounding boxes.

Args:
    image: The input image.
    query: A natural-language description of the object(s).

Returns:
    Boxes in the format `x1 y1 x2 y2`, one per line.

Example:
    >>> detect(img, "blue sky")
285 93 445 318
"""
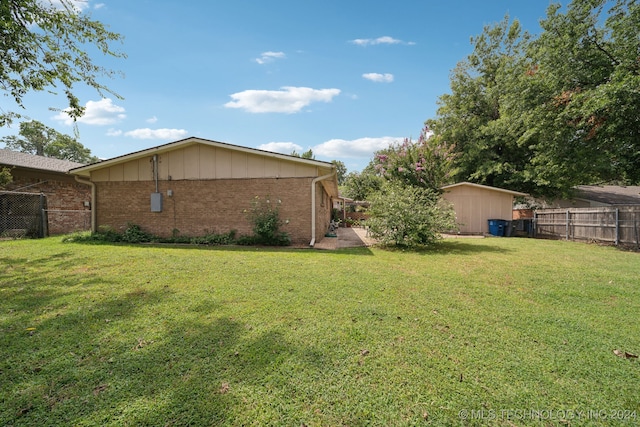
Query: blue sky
2 0 557 172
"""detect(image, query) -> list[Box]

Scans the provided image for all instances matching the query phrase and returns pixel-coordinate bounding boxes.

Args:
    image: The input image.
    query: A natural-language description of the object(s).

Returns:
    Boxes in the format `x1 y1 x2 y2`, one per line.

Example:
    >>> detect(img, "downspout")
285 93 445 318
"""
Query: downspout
75 175 96 232
309 172 336 247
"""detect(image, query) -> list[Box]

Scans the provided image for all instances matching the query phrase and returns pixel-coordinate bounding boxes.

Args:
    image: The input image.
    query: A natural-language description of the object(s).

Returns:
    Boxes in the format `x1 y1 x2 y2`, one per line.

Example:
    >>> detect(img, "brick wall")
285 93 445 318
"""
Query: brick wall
95 177 333 245
6 169 91 234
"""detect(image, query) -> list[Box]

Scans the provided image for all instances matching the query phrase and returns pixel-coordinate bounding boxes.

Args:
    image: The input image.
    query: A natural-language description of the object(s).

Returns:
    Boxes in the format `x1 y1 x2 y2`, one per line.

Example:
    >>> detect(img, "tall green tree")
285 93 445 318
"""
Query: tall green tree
341 167 383 201
1 120 98 163
1 0 125 126
428 16 533 193
331 160 347 185
430 0 640 199
511 0 640 191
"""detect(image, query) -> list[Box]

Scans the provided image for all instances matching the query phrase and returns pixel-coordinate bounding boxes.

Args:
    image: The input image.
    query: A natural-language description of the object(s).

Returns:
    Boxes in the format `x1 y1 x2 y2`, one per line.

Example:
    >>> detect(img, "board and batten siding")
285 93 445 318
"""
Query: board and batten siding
90 144 319 182
443 185 515 234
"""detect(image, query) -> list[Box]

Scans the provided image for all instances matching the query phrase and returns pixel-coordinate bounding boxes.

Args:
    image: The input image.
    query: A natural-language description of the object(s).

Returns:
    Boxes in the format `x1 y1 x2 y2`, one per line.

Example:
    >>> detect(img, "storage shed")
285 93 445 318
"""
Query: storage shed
69 137 339 246
441 182 527 235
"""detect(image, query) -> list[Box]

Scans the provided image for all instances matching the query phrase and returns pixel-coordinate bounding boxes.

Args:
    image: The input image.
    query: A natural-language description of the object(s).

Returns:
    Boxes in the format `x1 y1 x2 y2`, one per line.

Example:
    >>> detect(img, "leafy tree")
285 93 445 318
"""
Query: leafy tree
341 164 384 201
429 0 640 199
367 181 457 247
350 125 459 247
511 0 640 191
331 160 347 185
1 0 125 126
301 149 314 159
1 120 99 163
0 167 12 188
428 16 534 193
290 148 315 159
371 125 457 191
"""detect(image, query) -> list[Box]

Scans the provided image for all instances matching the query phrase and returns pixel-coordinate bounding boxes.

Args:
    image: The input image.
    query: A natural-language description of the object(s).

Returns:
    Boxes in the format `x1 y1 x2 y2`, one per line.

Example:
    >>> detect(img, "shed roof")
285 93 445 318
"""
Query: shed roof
441 182 528 196
574 185 640 205
0 149 85 173
70 136 335 177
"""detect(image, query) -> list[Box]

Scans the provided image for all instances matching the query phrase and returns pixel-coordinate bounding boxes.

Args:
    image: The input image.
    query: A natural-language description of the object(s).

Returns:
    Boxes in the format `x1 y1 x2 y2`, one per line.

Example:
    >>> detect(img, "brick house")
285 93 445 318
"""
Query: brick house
0 149 91 235
69 137 339 246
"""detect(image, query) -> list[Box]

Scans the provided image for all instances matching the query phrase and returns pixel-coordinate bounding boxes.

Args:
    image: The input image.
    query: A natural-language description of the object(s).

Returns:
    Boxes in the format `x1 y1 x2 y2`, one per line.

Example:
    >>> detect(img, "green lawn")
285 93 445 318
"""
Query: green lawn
1 237 639 426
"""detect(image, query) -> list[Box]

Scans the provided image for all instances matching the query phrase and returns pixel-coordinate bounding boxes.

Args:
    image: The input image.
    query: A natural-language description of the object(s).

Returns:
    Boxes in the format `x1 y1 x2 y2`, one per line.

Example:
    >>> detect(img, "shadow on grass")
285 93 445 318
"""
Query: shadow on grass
0 259 332 426
62 239 377 256
359 239 511 256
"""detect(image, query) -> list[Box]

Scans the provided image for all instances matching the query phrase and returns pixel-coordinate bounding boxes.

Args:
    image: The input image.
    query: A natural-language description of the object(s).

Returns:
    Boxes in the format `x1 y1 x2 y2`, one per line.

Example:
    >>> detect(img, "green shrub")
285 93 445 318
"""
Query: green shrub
121 223 154 243
367 182 458 247
191 230 237 245
244 196 291 246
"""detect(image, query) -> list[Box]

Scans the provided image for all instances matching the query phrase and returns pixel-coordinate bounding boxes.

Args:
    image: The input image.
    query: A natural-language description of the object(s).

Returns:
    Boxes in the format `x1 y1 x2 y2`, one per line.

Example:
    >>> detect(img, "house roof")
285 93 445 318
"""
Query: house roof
70 136 335 177
574 185 640 205
441 182 528 196
0 149 85 173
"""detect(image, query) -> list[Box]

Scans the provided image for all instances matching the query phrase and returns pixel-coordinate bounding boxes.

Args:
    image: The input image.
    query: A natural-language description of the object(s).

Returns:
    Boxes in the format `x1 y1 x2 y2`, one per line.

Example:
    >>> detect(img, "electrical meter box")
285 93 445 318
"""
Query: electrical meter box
151 192 163 212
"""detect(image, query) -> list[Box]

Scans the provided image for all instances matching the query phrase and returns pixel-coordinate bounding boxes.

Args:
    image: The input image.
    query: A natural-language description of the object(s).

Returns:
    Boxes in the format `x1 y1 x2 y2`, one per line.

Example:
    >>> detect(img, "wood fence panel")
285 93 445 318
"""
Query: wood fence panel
534 206 640 246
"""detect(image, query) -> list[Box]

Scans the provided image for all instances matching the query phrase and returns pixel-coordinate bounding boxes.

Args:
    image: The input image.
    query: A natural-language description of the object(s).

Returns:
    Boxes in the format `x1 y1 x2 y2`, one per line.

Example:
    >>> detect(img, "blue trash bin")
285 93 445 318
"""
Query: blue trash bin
488 219 504 236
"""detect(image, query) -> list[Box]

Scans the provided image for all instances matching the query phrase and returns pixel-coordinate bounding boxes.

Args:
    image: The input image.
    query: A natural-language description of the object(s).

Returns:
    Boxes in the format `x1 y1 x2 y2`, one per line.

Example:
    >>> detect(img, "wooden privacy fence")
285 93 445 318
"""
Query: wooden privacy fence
534 206 640 246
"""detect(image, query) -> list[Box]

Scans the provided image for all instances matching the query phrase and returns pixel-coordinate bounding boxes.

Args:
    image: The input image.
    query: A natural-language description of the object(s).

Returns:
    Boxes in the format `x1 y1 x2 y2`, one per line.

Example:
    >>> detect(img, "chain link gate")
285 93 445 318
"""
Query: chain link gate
0 191 48 239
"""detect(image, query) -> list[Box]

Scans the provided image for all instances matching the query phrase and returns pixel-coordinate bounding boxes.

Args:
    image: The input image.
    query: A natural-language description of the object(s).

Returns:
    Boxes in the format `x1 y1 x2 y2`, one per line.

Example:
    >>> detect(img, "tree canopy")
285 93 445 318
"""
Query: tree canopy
1 0 125 126
1 120 99 163
343 126 458 247
429 0 640 199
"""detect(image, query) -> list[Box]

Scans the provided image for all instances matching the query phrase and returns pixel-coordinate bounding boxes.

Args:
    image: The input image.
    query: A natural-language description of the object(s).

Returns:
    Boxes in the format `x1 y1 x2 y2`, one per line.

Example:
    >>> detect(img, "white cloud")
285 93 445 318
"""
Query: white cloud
47 0 89 12
123 128 189 140
257 142 303 155
106 128 122 137
224 87 341 113
53 98 126 125
146 116 158 124
94 3 105 9
313 136 401 158
350 36 413 46
256 51 286 65
363 73 394 83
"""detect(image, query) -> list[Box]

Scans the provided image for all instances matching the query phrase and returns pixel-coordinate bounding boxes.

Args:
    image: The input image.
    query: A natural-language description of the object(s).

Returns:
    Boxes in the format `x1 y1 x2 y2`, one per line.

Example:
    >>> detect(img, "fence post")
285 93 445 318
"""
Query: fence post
566 209 570 240
615 208 619 246
39 193 48 238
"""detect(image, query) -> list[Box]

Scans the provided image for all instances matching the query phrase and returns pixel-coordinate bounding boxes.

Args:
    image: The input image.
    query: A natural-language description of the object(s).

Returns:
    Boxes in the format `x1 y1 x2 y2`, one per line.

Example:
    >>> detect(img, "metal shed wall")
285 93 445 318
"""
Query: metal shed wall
442 185 515 234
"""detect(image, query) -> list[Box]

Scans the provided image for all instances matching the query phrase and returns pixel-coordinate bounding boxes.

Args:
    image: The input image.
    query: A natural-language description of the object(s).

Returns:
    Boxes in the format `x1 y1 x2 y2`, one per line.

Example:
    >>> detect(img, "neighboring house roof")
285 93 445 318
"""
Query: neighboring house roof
574 185 640 205
0 149 85 173
70 136 334 177
441 182 528 196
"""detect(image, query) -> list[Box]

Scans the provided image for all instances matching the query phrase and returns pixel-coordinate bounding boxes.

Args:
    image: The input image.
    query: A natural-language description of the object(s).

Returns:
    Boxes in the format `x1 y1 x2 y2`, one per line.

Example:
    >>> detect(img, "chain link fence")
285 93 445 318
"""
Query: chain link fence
0 191 48 239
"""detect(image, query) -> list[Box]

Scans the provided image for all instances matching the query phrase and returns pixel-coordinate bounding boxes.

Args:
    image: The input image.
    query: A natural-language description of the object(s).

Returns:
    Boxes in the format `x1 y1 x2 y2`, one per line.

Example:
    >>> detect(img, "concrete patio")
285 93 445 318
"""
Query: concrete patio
313 226 376 250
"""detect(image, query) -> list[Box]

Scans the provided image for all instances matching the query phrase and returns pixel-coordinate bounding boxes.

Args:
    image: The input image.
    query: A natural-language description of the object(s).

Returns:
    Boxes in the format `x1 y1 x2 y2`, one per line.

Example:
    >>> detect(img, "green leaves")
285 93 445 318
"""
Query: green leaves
367 182 457 248
1 0 125 126
1 120 99 163
431 0 640 198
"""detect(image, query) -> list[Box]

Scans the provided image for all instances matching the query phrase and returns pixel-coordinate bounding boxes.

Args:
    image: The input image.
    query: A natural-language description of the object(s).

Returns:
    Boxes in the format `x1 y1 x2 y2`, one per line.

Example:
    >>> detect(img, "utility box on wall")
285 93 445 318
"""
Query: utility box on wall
151 192 163 212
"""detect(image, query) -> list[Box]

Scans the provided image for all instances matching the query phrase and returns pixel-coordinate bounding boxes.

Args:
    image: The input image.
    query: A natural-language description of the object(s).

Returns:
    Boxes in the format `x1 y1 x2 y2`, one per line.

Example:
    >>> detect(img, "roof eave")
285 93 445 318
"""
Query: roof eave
441 181 528 197
69 137 334 176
